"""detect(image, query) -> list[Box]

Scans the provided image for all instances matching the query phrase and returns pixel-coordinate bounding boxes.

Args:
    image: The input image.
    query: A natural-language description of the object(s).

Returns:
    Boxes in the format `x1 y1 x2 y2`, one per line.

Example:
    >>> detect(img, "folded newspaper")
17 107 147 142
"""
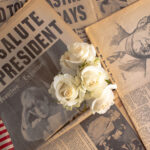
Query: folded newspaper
86 0 150 149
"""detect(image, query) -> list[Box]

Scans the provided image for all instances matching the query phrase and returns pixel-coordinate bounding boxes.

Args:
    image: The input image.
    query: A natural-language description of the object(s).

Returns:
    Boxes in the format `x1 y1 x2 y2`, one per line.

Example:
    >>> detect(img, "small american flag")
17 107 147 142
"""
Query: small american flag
0 119 14 150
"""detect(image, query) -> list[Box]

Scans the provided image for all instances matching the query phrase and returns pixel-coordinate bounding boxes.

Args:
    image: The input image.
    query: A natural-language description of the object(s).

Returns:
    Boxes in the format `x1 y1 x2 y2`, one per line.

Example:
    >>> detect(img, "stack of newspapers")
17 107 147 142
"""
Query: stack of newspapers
0 0 149 149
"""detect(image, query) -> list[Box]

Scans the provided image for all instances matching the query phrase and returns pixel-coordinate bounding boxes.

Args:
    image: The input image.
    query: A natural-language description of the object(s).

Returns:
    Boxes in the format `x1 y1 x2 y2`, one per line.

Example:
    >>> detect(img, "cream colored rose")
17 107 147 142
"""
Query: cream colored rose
80 63 109 95
91 84 117 114
60 42 96 75
48 74 85 108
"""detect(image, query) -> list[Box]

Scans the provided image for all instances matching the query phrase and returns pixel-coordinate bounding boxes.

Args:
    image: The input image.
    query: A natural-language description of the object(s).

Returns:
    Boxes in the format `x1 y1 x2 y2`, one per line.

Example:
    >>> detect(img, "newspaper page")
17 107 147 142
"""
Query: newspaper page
0 0 84 149
44 96 136 144
0 0 27 26
46 0 97 42
38 105 145 150
86 0 150 149
92 0 137 20
114 96 135 129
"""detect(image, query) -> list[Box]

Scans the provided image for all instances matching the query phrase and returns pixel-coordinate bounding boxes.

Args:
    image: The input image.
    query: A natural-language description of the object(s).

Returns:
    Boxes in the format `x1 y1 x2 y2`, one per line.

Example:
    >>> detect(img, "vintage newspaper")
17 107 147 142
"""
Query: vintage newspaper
0 0 27 26
0 0 86 149
93 0 137 20
0 0 97 42
86 0 150 149
38 105 145 150
46 0 97 42
0 1 135 149
42 96 136 144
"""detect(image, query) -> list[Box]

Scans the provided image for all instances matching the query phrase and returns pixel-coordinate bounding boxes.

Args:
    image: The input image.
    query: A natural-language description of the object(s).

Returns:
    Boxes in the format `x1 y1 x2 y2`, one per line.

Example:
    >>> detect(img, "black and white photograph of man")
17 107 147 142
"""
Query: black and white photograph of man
100 0 128 15
21 87 68 141
107 15 150 77
81 106 145 150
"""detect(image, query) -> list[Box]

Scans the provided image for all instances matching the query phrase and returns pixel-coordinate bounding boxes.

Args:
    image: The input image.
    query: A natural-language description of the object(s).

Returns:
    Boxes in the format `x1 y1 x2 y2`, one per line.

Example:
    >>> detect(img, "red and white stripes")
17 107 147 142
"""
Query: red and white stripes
0 119 14 150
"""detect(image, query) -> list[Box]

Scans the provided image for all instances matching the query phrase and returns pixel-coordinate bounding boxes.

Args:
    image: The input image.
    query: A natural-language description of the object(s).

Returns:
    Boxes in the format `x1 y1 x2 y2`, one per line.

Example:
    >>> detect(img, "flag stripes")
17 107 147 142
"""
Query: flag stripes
0 119 14 150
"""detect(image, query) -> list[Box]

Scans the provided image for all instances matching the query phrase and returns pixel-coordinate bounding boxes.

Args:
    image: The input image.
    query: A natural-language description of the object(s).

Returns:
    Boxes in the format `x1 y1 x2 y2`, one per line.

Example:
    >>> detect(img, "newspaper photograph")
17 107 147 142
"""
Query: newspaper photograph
86 0 150 149
0 0 83 149
39 105 145 150
46 0 97 42
93 0 137 20
0 40 78 150
0 0 27 26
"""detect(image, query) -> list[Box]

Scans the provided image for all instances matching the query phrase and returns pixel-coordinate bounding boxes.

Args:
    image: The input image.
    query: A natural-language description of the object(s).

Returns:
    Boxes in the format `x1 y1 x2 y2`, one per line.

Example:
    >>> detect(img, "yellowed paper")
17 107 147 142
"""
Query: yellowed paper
0 0 27 26
38 125 97 150
46 0 98 42
0 0 83 149
93 0 137 20
39 105 144 150
86 0 150 149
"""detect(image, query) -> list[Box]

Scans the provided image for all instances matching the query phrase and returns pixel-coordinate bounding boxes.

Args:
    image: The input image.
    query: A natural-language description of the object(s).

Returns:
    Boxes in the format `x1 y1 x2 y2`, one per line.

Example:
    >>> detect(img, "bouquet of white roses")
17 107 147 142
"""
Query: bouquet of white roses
48 42 117 114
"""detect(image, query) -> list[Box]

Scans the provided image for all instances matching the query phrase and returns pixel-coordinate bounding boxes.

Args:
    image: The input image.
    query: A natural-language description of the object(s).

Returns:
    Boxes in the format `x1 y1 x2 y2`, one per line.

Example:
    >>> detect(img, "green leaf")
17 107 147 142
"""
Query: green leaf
79 61 88 70
105 79 111 84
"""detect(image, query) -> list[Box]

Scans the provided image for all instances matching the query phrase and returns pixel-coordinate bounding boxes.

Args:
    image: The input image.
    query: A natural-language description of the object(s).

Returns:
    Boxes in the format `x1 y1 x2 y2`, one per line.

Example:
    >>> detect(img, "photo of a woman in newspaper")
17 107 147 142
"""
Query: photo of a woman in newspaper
21 87 67 141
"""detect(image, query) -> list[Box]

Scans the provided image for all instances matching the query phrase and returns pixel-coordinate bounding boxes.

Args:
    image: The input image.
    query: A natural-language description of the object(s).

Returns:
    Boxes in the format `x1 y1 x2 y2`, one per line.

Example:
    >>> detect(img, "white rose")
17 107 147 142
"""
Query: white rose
80 63 109 94
48 74 85 108
91 84 117 114
60 42 96 75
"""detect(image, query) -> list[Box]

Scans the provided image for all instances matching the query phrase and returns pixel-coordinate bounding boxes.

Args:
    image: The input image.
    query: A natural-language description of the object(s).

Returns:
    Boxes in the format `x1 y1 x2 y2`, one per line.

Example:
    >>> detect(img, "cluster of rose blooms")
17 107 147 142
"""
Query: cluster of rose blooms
48 43 117 114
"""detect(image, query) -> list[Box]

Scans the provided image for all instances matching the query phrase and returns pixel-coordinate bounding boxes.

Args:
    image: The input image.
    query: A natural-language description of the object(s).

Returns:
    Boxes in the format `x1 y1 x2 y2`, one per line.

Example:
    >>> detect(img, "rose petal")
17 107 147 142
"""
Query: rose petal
91 84 117 114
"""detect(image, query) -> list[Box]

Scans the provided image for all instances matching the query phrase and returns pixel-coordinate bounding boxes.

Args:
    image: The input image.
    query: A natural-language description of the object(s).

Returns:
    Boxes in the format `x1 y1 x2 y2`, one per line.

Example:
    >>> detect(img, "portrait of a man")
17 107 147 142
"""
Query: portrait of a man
100 0 128 16
21 87 67 141
107 15 150 77
81 106 145 150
